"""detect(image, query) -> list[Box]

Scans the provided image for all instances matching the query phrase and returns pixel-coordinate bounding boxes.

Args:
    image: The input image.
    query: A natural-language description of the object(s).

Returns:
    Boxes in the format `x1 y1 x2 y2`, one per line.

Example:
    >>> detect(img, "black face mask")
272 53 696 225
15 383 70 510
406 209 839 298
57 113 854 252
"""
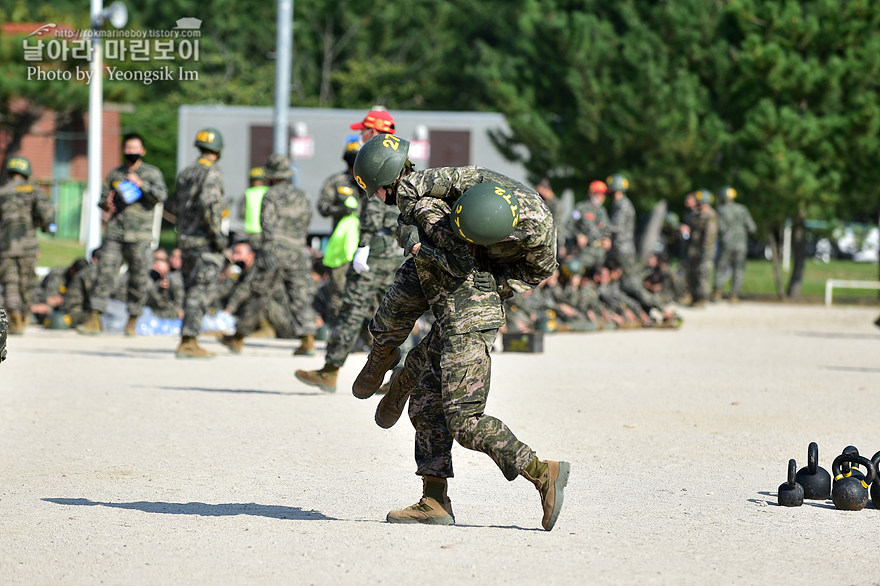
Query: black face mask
234 260 248 271
149 269 161 281
381 187 397 207
125 153 142 164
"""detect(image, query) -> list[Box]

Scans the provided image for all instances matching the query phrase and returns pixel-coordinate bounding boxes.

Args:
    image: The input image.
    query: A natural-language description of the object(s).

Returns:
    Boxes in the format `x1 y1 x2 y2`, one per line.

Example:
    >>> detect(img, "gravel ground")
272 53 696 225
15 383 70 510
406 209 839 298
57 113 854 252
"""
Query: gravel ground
1 301 879 585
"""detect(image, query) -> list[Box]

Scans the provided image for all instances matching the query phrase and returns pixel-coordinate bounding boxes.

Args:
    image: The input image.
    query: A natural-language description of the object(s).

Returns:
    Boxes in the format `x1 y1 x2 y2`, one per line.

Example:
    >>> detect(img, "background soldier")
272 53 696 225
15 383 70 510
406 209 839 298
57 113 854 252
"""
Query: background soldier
240 166 268 249
713 185 756 302
571 180 612 270
0 305 6 363
317 136 363 325
682 189 718 307
606 173 637 275
260 154 318 356
173 127 227 358
0 156 55 334
77 133 168 336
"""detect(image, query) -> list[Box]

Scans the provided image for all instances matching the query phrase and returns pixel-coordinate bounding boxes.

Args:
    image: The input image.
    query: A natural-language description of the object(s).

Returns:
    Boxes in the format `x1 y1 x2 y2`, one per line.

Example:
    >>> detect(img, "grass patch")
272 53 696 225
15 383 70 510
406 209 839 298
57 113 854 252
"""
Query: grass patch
37 236 86 268
740 260 878 303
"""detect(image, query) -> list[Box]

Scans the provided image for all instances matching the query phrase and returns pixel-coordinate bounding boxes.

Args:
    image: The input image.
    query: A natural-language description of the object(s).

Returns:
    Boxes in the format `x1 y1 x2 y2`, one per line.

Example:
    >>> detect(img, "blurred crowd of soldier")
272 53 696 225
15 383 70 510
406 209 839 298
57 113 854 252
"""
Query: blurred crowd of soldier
1 108 758 358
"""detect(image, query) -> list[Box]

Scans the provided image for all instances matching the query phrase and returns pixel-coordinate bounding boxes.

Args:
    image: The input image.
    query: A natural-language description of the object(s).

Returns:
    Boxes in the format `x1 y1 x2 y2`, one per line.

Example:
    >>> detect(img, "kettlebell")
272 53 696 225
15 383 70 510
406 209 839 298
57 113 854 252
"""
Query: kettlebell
795 442 831 500
838 446 866 483
871 451 880 510
778 459 804 507
831 453 876 511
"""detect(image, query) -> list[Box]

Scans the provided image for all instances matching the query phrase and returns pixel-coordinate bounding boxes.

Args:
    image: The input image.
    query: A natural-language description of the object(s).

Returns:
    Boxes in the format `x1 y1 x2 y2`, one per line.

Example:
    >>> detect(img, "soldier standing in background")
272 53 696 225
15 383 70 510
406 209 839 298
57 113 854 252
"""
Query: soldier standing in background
713 186 756 302
571 180 612 271
76 133 168 336
173 128 227 358
606 174 637 275
0 156 56 334
240 166 268 249
682 190 718 307
0 305 6 363
260 154 318 356
317 136 363 325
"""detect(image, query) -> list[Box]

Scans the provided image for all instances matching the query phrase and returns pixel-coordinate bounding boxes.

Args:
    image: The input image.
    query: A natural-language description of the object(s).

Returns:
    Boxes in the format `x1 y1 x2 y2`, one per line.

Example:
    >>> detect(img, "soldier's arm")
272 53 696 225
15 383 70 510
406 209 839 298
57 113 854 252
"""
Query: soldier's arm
744 207 757 234
202 169 226 249
493 217 559 296
396 168 465 227
139 165 168 207
259 191 278 247
33 186 55 232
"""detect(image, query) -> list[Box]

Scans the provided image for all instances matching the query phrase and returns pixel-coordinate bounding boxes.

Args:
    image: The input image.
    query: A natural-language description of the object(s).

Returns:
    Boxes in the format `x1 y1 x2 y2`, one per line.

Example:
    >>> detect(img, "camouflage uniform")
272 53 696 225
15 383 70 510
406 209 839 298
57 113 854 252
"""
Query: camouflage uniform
325 195 402 368
260 178 316 338
92 162 167 317
0 305 7 363
371 166 557 481
714 201 756 297
224 256 297 338
174 157 227 338
0 175 55 315
685 205 718 304
63 262 98 326
608 193 638 274
317 169 363 325
571 198 609 270
145 270 185 319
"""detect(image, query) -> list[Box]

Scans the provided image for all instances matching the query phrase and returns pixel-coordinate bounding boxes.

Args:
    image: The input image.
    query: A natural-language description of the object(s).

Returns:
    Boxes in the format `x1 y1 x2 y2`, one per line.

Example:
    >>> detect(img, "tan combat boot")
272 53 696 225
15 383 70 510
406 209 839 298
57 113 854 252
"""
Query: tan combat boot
124 315 138 336
375 366 415 429
292 333 316 356
176 336 215 359
219 333 245 354
8 312 24 335
250 319 276 338
352 343 401 399
387 476 455 525
294 364 338 393
729 294 740 304
520 457 571 531
76 311 102 335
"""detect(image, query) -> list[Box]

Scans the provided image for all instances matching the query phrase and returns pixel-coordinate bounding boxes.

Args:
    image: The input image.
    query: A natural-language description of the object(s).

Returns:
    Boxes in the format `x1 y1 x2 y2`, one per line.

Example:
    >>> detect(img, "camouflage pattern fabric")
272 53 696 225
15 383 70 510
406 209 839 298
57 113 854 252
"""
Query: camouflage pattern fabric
145 270 185 319
0 176 55 313
91 162 167 316
260 179 316 337
571 198 610 269
715 201 756 296
608 194 638 273
685 206 718 302
224 258 296 338
174 157 227 337
62 263 98 326
369 166 556 481
0 305 7 363
318 170 364 322
325 196 402 368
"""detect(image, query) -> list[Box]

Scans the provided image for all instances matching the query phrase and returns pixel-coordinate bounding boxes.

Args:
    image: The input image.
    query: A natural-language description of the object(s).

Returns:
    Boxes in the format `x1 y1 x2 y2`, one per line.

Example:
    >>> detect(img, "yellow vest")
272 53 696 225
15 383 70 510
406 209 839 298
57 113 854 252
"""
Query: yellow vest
244 185 268 233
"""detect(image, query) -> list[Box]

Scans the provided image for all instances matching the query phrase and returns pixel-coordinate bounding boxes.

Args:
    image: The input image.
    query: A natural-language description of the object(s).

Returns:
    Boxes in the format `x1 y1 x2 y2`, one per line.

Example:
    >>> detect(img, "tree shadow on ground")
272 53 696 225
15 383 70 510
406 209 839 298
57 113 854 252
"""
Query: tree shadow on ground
43 498 335 520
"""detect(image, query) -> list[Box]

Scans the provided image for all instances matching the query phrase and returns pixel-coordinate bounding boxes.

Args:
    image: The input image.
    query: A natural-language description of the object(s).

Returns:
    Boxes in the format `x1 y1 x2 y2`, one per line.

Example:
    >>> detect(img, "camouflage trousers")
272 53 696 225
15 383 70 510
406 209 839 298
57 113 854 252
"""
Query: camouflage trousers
0 254 36 314
714 246 747 296
324 263 350 328
325 256 400 368
0 305 7 363
686 255 714 302
92 238 152 316
181 248 226 338
370 258 535 481
234 280 298 339
276 249 317 338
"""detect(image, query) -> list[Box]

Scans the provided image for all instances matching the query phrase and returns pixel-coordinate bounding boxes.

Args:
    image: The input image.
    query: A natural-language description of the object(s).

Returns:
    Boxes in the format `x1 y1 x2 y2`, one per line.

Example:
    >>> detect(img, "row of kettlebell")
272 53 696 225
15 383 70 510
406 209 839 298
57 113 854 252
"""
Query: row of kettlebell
777 442 880 511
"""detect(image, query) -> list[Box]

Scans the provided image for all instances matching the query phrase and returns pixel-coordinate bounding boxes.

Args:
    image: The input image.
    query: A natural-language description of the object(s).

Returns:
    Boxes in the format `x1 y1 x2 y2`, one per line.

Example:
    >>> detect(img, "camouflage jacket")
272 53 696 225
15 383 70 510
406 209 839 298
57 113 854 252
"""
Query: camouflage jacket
0 176 55 257
173 158 225 252
608 194 636 251
101 161 168 242
717 202 756 252
145 270 185 319
260 179 312 258
686 206 718 260
572 197 610 247
0 305 6 363
317 170 362 230
397 166 557 298
62 263 98 323
359 193 401 259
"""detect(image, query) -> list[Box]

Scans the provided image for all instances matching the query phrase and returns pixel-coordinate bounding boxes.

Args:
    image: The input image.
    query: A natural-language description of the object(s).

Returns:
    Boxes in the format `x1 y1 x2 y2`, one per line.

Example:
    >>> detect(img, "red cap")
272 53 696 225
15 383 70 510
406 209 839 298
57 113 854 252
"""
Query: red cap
350 109 396 134
589 180 608 194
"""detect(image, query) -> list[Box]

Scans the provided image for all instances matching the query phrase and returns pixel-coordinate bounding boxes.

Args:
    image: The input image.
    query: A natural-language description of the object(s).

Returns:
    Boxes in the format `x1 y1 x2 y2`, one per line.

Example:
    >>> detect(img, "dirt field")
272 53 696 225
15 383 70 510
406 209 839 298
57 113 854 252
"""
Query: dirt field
2 301 879 585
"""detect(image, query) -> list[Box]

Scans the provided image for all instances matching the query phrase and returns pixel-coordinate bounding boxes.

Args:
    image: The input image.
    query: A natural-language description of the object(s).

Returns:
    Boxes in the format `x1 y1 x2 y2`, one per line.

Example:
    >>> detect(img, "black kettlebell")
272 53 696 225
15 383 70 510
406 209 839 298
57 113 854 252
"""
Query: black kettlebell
871 451 880 509
795 442 831 500
778 459 804 507
831 453 876 511
839 446 866 482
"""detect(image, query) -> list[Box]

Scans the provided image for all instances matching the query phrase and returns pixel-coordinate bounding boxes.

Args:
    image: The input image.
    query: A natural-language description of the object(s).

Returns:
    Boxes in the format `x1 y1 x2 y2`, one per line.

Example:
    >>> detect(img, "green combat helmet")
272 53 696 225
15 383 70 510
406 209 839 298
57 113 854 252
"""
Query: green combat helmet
718 185 737 203
450 182 519 245
6 156 32 178
194 127 223 154
264 153 294 180
695 189 715 205
606 174 630 193
353 134 410 196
